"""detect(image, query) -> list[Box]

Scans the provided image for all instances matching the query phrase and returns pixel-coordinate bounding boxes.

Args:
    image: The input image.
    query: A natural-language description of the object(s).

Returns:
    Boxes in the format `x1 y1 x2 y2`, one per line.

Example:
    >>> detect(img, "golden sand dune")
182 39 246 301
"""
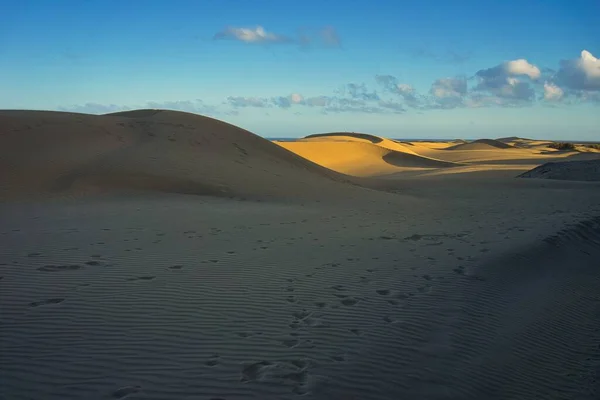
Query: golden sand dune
277 139 460 177
0 110 359 201
303 132 419 155
445 138 514 150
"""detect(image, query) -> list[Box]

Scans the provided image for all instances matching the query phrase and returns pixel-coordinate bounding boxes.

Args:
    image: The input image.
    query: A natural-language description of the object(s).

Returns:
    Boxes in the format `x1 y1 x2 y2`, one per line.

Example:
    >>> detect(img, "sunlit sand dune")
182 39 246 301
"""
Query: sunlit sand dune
303 132 420 154
277 133 460 177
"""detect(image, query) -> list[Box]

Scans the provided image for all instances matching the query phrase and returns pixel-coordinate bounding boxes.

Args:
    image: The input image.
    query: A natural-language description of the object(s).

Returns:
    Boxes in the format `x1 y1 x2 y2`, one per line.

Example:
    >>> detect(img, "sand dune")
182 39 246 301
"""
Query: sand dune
2 109 600 400
0 110 360 201
446 138 514 150
302 132 420 155
518 159 600 181
277 139 459 177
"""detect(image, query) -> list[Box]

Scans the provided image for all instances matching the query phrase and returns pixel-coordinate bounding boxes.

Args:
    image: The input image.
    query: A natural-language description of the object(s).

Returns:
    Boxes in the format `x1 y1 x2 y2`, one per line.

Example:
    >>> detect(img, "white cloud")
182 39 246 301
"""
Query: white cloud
227 96 269 107
271 94 306 108
342 83 379 101
428 77 468 109
396 84 415 95
504 59 541 79
430 77 467 98
214 26 291 43
543 82 564 101
475 58 540 101
59 103 129 114
556 50 600 91
290 93 304 104
59 100 219 116
304 96 331 107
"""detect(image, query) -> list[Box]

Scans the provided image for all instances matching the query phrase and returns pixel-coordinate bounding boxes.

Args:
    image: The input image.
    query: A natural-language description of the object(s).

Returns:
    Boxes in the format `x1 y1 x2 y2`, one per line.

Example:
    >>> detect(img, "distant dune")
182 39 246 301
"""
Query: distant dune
518 159 600 181
278 133 460 177
446 139 514 151
305 132 384 143
0 110 358 201
303 132 420 155
496 136 530 143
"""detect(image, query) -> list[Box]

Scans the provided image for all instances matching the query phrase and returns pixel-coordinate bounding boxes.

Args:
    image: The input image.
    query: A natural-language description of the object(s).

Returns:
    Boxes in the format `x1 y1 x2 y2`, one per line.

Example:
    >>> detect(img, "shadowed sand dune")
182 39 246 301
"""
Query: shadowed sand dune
446 139 514 151
277 134 460 177
518 159 600 181
2 109 600 400
0 110 365 201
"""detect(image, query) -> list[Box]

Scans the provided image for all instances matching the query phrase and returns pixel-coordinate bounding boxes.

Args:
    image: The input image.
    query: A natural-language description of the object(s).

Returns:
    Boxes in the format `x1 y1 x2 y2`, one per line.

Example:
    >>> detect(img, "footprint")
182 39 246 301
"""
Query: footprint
286 296 296 303
349 328 362 336
37 265 82 272
292 310 311 320
453 266 465 275
237 331 263 338
241 361 274 383
168 265 183 270
30 298 65 307
422 274 432 281
376 289 390 296
330 355 346 362
341 298 359 306
127 276 156 281
282 339 299 348
85 261 102 266
112 385 141 399
205 354 220 367
417 284 432 293
315 302 327 308
27 252 42 257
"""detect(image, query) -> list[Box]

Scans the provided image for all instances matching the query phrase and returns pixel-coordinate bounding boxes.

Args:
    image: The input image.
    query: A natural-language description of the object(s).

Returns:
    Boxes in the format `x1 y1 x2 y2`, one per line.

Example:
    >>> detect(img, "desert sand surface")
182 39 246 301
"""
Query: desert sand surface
1 110 600 400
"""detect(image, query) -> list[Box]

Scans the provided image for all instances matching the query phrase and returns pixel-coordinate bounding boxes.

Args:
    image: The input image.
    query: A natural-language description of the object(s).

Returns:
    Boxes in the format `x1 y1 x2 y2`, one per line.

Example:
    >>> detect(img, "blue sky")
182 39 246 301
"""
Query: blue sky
1 0 599 139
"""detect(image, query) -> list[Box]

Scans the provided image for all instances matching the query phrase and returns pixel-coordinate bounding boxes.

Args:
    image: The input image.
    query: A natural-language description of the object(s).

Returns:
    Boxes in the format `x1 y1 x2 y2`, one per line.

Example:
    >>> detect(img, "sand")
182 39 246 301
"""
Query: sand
2 110 600 400
519 159 600 181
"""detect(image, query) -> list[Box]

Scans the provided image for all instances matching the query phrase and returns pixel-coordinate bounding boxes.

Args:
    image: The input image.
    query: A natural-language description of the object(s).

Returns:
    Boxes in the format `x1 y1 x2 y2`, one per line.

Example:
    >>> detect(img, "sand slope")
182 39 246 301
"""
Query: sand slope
0 110 358 201
518 159 600 181
304 132 420 155
446 139 514 151
1 183 600 399
278 133 459 177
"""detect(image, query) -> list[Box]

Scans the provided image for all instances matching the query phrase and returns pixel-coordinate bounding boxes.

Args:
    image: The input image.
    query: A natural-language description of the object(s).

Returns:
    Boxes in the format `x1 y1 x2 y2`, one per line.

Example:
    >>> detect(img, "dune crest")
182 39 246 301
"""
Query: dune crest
278 136 460 177
518 159 600 181
446 139 514 150
0 110 357 201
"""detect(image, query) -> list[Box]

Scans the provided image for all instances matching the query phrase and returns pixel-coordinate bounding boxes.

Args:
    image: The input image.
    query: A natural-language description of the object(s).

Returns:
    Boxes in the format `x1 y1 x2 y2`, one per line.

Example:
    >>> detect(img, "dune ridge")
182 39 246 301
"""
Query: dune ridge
518 159 600 181
278 133 461 177
445 139 514 151
0 110 361 201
